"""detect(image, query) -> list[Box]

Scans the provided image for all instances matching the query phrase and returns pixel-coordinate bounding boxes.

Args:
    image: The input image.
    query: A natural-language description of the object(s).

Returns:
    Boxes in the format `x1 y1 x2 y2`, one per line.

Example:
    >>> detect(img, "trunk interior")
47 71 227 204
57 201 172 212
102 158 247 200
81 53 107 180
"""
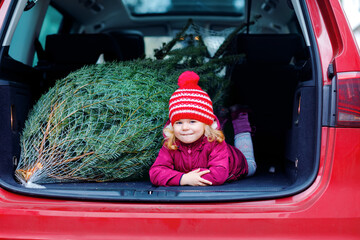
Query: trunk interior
0 2 320 202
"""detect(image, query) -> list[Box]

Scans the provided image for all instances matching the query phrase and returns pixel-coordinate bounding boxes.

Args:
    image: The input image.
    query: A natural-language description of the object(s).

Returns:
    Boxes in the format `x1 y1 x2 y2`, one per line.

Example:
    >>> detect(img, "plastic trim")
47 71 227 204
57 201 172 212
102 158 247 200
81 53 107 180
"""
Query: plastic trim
2 0 27 47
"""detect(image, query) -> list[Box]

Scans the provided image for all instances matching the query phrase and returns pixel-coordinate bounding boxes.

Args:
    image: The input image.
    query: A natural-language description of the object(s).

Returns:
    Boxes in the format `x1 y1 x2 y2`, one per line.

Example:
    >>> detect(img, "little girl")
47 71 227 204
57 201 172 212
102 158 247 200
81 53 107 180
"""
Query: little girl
149 71 256 186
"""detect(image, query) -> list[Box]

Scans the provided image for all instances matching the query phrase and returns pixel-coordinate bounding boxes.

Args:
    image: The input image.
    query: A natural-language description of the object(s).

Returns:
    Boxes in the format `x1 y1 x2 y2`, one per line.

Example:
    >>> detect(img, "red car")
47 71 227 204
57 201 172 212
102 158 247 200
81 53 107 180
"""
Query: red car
0 0 359 238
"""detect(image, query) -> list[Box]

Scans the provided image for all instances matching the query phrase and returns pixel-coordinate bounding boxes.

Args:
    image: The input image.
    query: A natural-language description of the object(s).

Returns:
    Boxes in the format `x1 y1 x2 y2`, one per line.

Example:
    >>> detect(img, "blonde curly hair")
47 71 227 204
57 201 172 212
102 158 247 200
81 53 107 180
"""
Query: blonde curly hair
163 121 225 150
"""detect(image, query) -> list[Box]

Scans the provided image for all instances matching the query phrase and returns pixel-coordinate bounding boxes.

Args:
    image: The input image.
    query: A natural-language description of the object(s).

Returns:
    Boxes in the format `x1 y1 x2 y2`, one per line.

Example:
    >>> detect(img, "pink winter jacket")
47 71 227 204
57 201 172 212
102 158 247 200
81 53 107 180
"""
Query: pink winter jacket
149 135 248 186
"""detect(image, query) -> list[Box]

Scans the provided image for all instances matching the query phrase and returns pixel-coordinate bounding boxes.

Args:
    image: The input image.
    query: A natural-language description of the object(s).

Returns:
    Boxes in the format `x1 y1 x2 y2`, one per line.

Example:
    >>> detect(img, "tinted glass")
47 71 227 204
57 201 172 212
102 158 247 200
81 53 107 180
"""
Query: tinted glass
122 0 245 16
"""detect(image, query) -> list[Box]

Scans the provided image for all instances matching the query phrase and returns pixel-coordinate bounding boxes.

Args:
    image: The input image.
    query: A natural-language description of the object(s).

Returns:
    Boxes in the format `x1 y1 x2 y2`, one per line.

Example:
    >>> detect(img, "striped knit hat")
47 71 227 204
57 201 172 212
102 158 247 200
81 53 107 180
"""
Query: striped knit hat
169 71 215 126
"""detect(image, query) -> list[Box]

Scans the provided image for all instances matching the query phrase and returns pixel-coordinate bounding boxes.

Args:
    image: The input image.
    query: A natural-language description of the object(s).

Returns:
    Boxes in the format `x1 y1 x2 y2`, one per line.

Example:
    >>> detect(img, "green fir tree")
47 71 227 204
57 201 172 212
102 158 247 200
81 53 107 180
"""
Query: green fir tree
15 18 258 185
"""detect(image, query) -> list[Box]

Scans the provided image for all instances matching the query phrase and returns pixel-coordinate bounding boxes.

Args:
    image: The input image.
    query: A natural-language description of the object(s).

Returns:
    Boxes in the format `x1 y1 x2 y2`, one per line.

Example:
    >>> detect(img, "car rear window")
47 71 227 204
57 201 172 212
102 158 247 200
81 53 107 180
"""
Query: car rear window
122 0 245 17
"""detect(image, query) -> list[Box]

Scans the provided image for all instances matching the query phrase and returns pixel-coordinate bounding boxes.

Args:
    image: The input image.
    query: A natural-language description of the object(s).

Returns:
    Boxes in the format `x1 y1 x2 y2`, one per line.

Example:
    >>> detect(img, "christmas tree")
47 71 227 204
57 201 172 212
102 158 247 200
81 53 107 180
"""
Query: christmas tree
15 18 258 186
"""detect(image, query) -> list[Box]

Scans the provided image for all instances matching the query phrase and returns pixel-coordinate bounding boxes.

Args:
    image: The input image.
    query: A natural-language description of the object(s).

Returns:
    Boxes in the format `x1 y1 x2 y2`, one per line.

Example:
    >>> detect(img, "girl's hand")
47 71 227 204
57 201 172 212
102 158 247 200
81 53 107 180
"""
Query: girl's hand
180 169 212 186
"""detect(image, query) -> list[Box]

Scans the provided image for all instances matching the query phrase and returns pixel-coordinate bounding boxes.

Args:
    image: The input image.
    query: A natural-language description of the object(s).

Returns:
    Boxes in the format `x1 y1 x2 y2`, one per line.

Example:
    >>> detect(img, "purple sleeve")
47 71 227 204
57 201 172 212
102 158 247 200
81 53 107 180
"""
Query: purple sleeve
200 141 229 186
149 146 184 186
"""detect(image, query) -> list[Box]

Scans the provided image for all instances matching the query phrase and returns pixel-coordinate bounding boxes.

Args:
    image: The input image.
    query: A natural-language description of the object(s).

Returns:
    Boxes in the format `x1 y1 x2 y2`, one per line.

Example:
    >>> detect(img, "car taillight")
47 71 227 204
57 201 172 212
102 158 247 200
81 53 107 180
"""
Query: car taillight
336 72 360 127
0 0 11 33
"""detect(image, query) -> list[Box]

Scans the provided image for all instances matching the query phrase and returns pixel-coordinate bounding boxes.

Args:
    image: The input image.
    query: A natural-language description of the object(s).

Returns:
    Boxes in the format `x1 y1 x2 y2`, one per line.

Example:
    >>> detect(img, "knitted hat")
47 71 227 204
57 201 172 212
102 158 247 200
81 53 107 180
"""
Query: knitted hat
169 71 215 126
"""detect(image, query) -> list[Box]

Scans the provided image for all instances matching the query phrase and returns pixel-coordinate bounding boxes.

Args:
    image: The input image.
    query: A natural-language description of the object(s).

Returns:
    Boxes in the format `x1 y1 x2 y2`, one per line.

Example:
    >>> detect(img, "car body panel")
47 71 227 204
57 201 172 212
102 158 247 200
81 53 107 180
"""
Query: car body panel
307 0 360 85
1 127 359 238
0 0 359 238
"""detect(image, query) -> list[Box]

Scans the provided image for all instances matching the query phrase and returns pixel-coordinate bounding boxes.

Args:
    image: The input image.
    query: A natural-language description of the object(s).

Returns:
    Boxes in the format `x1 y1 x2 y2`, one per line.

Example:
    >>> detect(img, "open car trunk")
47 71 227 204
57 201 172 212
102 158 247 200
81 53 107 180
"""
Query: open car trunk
0 0 321 202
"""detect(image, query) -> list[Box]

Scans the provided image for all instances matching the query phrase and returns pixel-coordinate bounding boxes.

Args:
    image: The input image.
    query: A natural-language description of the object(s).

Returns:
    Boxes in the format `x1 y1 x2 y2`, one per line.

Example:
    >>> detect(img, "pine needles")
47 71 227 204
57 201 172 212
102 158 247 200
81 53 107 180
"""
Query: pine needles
16 62 173 183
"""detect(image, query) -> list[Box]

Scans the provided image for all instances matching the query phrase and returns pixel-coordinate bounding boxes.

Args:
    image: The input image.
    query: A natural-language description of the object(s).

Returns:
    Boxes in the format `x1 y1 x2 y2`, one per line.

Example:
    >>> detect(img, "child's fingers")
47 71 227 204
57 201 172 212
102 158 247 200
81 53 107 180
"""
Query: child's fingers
198 169 210 176
199 178 212 186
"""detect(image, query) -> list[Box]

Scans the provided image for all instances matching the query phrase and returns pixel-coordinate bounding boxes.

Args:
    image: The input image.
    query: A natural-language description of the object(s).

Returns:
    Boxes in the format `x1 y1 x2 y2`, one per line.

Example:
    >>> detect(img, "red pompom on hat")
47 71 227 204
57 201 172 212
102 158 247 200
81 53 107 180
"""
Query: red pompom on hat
169 71 215 126
177 71 201 89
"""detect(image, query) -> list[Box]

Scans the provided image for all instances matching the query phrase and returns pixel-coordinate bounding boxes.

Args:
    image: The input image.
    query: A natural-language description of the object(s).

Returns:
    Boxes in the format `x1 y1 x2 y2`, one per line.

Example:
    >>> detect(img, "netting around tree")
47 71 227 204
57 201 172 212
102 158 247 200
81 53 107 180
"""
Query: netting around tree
15 63 174 185
191 24 237 58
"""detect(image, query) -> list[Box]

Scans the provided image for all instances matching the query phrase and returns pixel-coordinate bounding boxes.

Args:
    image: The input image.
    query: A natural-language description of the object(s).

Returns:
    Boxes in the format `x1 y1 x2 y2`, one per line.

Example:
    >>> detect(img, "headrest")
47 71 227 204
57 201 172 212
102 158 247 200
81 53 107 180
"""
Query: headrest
45 34 123 64
107 30 145 60
237 34 306 64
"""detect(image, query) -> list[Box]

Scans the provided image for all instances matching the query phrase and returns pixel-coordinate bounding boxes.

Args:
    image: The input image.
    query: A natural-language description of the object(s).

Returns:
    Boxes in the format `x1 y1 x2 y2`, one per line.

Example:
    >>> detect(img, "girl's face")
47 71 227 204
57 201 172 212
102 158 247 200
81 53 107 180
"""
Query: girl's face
173 119 205 144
